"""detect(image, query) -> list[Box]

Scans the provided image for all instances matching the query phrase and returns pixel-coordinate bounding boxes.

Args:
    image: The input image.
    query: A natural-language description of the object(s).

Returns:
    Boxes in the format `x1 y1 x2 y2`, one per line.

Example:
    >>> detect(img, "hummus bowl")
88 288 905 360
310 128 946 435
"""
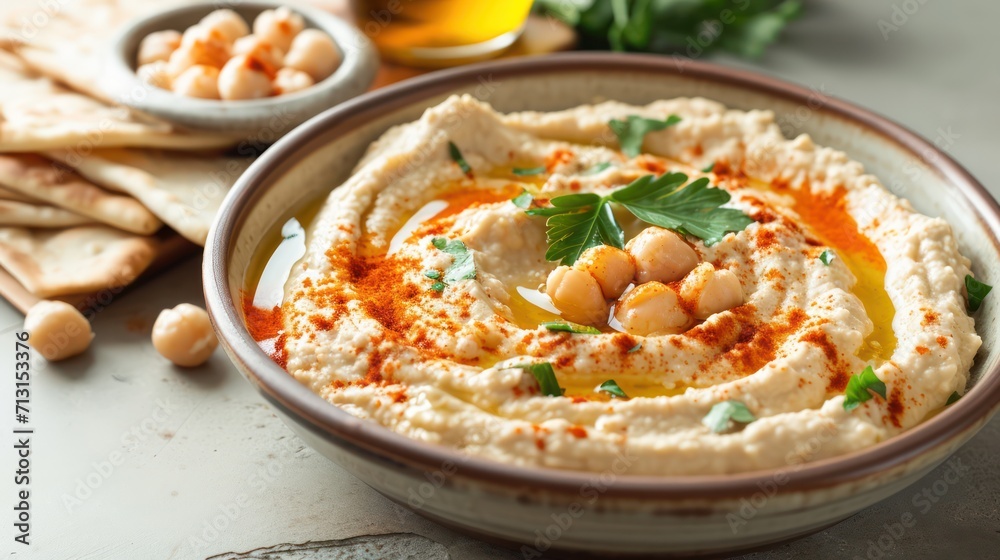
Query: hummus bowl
204 53 1000 556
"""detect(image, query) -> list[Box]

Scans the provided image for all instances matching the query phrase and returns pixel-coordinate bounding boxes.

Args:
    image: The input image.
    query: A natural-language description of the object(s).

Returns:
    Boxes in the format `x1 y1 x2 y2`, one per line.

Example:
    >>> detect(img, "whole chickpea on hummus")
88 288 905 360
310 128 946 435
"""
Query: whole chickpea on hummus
136 7 341 100
244 96 988 475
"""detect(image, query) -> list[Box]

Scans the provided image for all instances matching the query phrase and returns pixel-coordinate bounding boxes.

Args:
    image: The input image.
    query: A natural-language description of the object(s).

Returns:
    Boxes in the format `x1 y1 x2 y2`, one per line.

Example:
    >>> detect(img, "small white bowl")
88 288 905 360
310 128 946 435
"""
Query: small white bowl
103 1 378 141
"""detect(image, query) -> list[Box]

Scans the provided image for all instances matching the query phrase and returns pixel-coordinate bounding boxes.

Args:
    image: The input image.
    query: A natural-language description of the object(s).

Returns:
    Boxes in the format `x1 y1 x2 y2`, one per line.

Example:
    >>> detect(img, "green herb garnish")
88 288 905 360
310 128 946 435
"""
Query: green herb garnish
423 270 441 279
535 0 802 59
518 362 563 397
702 162 716 173
702 400 756 433
513 166 546 176
541 321 601 334
843 365 887 411
608 114 681 157
429 281 446 292
511 190 533 209
946 391 962 406
582 162 613 175
526 172 753 265
597 379 628 399
965 274 992 312
819 250 835 266
431 237 476 285
448 141 472 175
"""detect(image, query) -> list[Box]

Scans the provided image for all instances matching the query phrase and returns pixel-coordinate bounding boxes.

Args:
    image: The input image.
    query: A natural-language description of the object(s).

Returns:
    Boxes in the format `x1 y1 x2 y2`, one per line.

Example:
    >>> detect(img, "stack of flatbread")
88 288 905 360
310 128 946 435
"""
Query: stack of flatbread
0 0 253 312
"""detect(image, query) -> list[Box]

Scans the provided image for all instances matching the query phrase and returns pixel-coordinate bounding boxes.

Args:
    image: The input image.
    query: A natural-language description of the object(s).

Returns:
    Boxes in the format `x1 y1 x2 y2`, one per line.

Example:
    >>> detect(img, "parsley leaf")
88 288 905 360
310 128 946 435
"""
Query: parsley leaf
423 269 441 279
429 281 445 292
541 321 602 334
448 141 472 175
843 365 887 411
609 173 754 245
511 190 533 209
702 400 756 433
513 166 546 176
583 162 613 175
702 162 715 173
965 274 992 312
819 250 835 266
431 237 476 285
526 173 752 265
608 114 681 157
597 379 628 399
946 391 962 406
518 362 563 397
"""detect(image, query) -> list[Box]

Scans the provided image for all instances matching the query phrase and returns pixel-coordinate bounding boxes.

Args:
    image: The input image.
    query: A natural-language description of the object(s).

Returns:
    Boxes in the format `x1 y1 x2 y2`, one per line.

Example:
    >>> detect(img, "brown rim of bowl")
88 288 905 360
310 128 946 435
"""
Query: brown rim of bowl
205 52 1000 499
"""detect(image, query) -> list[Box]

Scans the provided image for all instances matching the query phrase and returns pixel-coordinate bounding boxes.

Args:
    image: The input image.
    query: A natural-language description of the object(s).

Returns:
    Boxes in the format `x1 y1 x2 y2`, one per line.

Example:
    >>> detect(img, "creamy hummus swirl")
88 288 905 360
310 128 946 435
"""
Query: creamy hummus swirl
264 96 980 475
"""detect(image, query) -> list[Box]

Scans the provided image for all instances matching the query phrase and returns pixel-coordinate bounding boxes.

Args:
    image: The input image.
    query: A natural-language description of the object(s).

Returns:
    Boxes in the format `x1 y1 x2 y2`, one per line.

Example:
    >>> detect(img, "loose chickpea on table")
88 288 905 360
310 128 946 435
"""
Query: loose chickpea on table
152 303 219 367
135 7 341 100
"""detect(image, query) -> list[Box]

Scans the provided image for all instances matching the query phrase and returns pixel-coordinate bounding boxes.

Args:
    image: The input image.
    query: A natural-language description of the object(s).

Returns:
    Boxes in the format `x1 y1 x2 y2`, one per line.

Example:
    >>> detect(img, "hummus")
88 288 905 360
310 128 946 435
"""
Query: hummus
249 95 981 475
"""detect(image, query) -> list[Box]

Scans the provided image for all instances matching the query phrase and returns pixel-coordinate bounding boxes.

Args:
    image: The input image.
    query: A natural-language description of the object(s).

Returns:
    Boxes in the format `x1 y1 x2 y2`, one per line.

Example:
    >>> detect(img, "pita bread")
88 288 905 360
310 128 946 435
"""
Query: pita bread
0 51 236 152
46 148 252 245
0 154 162 235
0 199 95 227
0 225 157 297
0 185 35 202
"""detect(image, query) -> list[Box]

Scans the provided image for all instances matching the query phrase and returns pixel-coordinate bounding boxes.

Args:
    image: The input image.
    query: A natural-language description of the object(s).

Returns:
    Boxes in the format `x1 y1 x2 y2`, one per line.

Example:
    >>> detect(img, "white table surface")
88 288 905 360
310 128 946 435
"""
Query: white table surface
4 0 999 558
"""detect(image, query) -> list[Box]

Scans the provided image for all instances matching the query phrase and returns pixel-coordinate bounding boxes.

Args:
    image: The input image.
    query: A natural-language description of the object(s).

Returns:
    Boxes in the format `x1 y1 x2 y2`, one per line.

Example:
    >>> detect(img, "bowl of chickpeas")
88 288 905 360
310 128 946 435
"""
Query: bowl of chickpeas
104 1 378 140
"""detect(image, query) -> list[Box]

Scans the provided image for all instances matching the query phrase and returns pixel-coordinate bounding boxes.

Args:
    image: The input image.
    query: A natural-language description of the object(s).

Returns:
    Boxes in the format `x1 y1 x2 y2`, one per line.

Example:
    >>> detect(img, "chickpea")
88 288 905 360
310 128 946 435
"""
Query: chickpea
172 65 221 99
682 263 744 320
218 54 274 100
165 28 231 78
614 282 691 336
273 67 314 95
232 34 285 69
137 61 171 89
137 29 181 66
252 6 305 52
24 300 93 361
575 245 635 299
545 266 609 326
625 227 700 284
152 303 219 367
284 29 340 82
199 9 250 44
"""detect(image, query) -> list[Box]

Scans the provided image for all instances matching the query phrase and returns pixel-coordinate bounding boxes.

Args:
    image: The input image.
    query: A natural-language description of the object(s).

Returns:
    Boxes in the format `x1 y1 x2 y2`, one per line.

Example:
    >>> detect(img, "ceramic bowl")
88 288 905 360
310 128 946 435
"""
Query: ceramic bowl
204 53 1000 557
103 0 378 140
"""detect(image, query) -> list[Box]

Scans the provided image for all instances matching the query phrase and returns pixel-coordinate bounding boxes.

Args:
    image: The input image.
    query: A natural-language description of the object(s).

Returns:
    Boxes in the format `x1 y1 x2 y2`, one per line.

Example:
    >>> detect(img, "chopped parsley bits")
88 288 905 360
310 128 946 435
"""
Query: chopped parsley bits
429 237 476 289
843 365 887 411
517 362 563 397
819 250 835 266
541 321 601 334
513 166 546 176
447 141 472 175
608 114 681 158
511 190 533 209
702 400 756 433
965 274 992 312
596 379 628 399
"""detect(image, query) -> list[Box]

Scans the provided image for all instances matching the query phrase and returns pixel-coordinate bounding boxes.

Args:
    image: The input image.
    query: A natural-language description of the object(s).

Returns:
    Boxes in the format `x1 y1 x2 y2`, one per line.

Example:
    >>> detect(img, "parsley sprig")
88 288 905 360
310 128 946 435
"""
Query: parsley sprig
597 379 628 399
526 172 753 265
965 274 992 312
517 362 563 397
702 400 756 433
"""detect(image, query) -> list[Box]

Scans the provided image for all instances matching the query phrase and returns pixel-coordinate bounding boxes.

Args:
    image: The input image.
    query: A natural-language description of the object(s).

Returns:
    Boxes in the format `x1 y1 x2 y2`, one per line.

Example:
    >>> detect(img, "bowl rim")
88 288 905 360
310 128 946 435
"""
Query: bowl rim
205 52 1000 499
103 0 376 122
